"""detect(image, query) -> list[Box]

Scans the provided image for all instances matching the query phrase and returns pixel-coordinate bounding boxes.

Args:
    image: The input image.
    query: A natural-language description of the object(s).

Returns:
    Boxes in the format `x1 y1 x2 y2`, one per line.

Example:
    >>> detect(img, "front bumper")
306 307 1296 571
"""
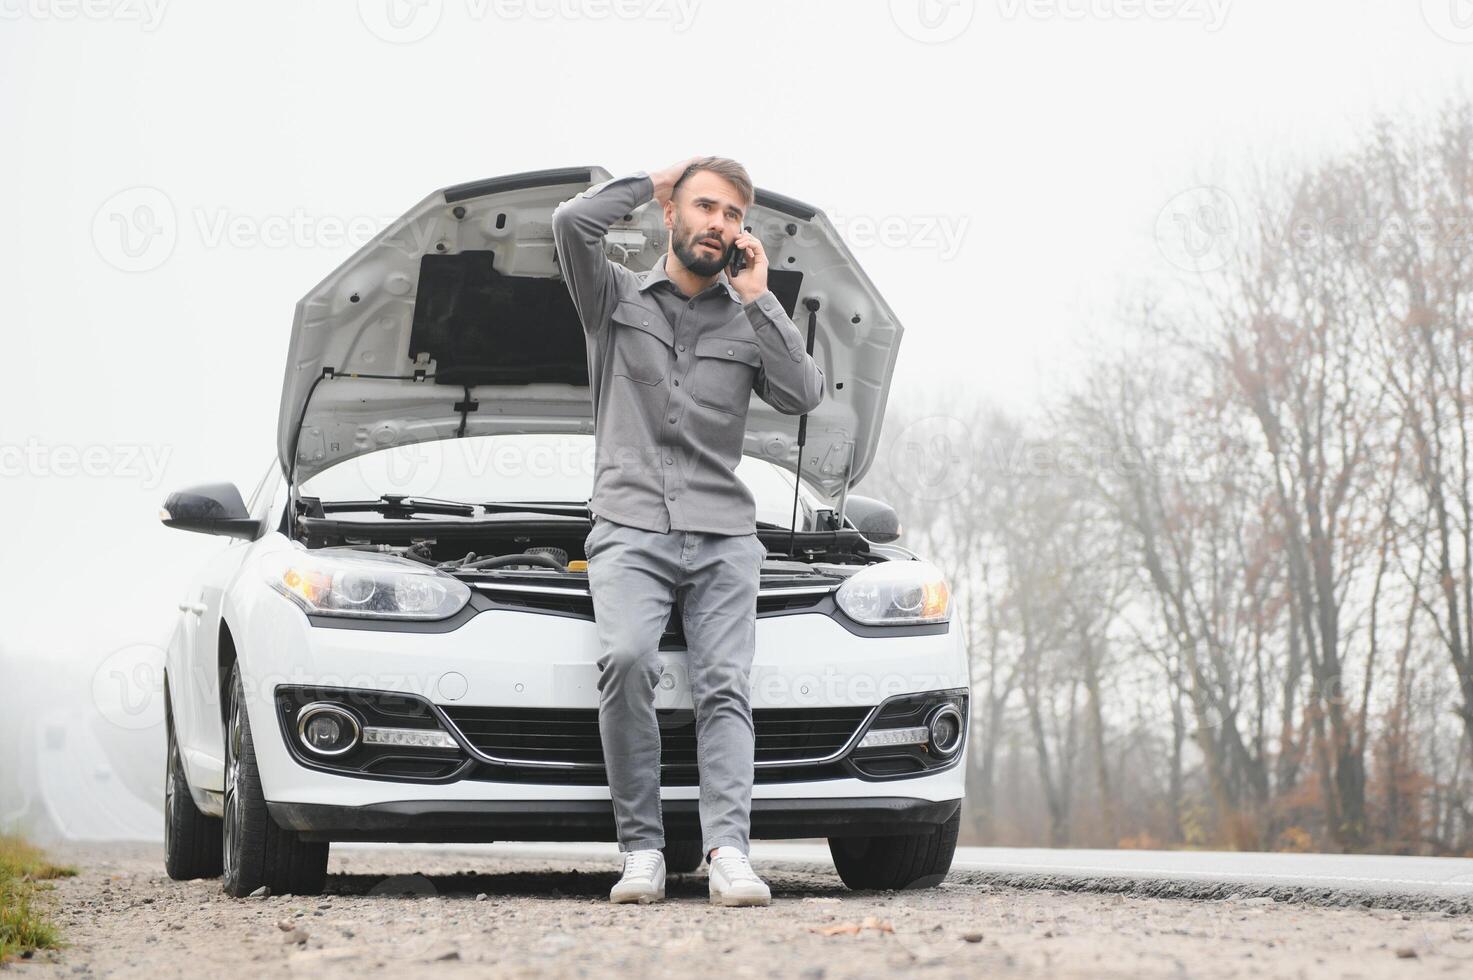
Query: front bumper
235 589 970 814
268 795 962 843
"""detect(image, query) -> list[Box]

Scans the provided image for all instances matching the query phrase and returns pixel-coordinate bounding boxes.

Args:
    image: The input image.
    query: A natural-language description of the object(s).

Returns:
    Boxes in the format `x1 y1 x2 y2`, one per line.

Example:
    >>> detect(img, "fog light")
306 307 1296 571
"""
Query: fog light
296 703 361 757
926 705 964 756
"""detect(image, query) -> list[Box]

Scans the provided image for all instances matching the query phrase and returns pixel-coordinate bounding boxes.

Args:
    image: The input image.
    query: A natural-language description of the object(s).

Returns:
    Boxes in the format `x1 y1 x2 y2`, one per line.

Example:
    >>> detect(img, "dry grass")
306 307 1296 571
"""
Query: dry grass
0 834 76 962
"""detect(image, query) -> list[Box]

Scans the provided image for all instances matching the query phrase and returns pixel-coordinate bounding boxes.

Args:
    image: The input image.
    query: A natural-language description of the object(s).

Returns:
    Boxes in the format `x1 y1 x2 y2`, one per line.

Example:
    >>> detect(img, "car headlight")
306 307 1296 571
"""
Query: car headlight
264 550 471 621
835 560 950 626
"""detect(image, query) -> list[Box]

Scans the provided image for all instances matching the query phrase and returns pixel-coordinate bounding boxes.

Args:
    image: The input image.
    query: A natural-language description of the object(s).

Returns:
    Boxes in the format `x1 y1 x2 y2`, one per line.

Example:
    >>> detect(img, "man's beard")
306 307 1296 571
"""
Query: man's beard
672 221 730 277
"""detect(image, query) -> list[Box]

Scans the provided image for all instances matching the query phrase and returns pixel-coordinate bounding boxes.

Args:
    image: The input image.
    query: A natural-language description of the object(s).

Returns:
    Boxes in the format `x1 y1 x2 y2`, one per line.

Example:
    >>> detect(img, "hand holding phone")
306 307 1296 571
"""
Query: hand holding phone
727 232 767 303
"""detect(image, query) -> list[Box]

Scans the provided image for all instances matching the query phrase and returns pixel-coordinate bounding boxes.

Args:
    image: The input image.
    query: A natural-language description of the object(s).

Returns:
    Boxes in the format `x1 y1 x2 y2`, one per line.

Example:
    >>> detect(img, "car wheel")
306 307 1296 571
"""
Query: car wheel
221 661 329 897
163 679 223 880
662 839 706 874
827 810 960 890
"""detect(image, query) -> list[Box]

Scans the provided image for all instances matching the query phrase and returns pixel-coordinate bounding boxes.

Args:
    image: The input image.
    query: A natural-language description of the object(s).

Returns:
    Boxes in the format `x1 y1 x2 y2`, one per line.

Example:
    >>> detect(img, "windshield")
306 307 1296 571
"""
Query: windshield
297 434 826 529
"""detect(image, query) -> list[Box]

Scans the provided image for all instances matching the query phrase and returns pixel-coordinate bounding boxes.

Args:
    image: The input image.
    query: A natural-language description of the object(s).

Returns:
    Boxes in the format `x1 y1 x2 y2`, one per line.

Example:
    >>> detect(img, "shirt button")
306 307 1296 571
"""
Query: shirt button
664 457 673 465
667 492 676 500
688 301 695 309
673 379 680 386
726 349 735 356
642 320 649 326
668 416 676 424
677 344 685 352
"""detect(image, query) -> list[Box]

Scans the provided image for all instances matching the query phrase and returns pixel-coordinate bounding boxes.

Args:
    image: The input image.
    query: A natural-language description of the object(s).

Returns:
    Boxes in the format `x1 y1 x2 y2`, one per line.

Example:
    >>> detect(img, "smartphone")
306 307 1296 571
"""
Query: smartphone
729 242 747 276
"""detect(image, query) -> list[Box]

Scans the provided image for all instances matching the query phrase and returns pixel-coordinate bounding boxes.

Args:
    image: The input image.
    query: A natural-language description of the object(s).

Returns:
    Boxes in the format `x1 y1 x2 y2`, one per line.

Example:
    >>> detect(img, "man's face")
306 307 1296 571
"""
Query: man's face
666 169 747 277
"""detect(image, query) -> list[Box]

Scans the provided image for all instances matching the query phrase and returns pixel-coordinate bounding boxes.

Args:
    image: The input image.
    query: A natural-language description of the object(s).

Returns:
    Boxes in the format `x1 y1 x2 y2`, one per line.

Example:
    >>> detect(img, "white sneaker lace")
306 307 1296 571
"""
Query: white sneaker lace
712 851 762 885
622 850 662 882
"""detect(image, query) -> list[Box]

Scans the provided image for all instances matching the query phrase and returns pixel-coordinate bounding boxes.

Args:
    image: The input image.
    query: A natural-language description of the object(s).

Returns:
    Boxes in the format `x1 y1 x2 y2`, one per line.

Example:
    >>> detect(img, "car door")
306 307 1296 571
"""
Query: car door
171 460 280 793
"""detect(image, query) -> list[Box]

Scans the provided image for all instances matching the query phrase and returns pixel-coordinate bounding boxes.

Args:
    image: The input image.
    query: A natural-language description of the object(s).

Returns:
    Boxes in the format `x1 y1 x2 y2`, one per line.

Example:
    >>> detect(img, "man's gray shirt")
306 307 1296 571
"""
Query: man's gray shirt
551 171 825 535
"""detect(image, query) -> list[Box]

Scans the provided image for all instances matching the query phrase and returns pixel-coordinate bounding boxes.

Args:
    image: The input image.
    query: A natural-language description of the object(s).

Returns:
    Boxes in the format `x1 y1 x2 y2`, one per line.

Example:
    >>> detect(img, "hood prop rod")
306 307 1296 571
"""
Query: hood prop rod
786 298 820 559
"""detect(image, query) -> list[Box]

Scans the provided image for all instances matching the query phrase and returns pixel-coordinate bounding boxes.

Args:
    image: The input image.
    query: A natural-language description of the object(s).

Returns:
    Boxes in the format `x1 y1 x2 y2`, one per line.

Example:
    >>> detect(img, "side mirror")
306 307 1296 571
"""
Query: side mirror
843 495 902 544
160 482 259 539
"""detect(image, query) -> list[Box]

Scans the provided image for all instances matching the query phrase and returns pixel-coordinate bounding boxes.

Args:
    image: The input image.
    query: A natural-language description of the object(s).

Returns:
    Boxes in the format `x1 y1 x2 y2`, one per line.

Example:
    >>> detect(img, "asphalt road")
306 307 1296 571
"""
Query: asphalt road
398 841 1473 907
21 841 1473 978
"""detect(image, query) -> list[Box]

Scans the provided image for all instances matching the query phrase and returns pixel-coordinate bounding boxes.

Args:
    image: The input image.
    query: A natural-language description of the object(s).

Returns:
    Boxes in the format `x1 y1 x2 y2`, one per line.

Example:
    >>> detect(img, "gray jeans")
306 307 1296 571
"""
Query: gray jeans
584 515 767 854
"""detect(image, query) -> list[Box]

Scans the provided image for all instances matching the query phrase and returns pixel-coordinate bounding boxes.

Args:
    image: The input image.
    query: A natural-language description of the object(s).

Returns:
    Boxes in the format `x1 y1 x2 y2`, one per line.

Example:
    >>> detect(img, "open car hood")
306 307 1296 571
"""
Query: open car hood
278 167 903 498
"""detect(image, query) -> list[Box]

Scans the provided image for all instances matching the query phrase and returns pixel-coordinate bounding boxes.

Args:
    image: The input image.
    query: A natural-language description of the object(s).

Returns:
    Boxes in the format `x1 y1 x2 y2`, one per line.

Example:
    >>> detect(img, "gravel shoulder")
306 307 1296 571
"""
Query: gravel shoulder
9 842 1473 978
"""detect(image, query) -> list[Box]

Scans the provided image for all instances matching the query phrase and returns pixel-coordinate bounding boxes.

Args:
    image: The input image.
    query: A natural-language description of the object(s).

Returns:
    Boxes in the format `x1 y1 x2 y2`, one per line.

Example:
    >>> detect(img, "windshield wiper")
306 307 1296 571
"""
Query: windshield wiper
317 494 477 519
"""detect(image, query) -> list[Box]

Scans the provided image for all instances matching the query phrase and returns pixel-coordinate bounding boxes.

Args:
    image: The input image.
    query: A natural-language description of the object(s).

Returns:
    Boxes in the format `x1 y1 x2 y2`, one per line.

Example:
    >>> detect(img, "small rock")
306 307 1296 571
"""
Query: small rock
282 929 309 946
1241 897 1274 908
1395 948 1418 960
249 886 271 898
434 950 461 962
961 931 984 943
476 893 488 902
276 919 295 931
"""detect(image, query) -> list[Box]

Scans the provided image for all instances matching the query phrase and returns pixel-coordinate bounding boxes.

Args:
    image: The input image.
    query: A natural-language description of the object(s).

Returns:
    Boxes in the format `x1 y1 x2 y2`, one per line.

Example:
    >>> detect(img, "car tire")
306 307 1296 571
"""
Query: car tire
662 839 706 874
221 661 329 897
163 679 223 880
827 810 960 890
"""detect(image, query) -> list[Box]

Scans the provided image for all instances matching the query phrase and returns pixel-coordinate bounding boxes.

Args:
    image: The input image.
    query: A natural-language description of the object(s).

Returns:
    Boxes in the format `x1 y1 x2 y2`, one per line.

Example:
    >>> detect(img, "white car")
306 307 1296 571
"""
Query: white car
159 167 969 897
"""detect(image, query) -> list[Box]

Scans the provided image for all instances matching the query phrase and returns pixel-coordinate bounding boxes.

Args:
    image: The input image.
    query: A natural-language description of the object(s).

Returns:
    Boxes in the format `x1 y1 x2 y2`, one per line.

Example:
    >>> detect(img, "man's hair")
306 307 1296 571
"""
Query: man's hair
673 157 755 210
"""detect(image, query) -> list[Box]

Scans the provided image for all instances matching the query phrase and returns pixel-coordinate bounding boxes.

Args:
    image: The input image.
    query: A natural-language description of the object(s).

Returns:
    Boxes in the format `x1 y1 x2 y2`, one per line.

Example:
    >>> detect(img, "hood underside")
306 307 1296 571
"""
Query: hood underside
278 166 903 498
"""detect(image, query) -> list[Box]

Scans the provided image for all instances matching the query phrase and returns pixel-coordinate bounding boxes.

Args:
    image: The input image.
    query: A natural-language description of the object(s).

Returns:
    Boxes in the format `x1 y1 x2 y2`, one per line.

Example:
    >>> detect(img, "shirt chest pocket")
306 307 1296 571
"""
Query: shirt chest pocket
689 336 761 416
609 301 674 386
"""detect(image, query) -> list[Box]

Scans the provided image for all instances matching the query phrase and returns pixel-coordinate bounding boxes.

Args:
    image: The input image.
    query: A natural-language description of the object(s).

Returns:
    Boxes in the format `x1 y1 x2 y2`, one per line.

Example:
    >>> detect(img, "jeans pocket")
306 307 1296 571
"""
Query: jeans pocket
585 516 613 559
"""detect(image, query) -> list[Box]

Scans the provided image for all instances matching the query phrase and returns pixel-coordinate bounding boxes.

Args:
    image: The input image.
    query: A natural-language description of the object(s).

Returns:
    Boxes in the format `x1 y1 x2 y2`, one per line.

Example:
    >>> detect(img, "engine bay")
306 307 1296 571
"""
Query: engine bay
291 505 882 584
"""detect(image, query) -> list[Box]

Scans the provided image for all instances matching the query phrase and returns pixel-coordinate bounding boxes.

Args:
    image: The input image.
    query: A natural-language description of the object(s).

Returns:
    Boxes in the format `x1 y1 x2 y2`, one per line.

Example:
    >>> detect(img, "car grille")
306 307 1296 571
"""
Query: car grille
469 585 831 647
471 586 830 619
441 705 871 775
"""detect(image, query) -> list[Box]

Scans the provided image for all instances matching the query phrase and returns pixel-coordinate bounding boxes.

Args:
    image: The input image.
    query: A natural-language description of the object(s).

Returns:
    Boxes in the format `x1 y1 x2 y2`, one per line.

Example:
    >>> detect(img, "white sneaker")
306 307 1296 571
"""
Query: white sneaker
707 846 771 907
610 848 665 904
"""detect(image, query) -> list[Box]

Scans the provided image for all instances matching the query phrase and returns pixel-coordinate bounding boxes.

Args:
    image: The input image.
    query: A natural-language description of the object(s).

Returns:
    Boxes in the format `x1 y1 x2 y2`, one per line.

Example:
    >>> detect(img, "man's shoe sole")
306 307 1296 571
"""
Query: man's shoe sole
610 888 665 904
709 890 771 907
